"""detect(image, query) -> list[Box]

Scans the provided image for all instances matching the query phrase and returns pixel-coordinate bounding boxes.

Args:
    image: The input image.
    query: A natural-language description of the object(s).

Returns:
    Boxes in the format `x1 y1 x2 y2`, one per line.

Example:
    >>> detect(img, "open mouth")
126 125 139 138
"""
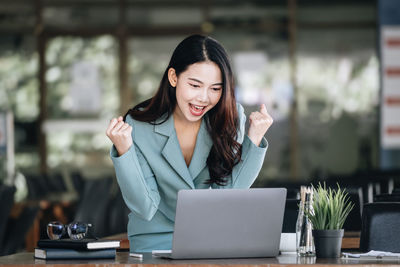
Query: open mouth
189 104 207 116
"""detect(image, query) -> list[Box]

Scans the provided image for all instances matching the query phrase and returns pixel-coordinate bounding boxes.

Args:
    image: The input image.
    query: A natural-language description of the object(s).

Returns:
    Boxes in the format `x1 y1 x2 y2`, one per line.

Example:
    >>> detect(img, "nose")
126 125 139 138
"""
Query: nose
197 87 208 103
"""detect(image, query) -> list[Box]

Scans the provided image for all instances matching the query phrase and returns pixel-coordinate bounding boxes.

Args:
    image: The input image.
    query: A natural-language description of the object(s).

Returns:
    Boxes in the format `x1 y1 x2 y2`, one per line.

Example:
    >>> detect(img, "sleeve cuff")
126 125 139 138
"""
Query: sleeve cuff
244 135 268 151
110 144 136 168
110 145 119 158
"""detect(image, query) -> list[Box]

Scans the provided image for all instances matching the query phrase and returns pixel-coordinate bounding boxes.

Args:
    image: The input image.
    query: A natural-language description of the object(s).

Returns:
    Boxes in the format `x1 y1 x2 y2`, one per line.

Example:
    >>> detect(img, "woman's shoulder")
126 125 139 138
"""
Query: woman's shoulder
125 114 155 135
236 102 244 113
236 102 245 120
125 114 145 126
234 103 246 141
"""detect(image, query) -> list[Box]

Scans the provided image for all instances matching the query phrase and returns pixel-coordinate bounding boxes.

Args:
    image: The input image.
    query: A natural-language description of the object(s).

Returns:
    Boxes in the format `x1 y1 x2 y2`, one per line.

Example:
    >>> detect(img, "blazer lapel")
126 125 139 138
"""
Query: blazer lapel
189 119 212 179
154 114 195 189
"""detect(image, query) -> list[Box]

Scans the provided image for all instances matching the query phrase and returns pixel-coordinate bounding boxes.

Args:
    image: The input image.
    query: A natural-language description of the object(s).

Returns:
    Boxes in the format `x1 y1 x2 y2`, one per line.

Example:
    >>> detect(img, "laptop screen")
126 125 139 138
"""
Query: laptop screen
170 188 287 259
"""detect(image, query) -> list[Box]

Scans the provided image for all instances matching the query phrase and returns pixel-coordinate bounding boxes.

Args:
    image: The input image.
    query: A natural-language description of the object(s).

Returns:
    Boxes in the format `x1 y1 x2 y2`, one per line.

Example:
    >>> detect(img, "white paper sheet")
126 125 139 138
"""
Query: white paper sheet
343 250 400 260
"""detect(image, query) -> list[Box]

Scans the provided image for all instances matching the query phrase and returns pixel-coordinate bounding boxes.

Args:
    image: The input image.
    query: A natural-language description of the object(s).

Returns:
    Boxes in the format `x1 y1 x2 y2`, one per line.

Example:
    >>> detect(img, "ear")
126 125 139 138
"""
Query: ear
167 68 177 87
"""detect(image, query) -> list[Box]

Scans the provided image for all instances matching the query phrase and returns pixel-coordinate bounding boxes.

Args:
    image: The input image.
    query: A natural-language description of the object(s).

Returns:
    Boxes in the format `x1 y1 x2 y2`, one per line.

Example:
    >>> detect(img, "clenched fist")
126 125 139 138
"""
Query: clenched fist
106 116 133 156
247 104 273 146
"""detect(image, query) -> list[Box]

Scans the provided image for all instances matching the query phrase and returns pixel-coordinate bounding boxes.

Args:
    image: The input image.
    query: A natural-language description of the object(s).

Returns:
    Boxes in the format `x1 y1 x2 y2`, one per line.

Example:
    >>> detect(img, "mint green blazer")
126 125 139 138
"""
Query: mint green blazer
110 103 268 252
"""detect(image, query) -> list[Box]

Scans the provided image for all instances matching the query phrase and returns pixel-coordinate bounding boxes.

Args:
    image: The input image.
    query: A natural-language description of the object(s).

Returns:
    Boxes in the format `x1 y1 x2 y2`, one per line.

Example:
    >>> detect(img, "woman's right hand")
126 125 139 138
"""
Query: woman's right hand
106 116 133 156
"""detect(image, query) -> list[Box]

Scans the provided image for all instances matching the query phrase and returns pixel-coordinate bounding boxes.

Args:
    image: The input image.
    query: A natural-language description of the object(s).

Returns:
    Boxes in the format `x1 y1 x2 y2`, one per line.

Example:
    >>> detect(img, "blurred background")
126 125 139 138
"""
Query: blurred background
1 0 400 256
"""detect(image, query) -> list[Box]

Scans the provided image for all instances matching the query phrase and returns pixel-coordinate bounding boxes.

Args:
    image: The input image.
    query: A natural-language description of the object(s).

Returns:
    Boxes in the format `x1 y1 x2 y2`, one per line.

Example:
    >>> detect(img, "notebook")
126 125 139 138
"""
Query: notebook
34 247 116 260
153 188 287 259
37 239 120 250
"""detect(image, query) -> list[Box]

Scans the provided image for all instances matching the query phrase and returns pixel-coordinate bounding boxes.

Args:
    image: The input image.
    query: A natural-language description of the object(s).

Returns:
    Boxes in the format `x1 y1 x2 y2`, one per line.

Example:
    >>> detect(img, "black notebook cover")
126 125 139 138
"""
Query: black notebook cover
37 239 120 250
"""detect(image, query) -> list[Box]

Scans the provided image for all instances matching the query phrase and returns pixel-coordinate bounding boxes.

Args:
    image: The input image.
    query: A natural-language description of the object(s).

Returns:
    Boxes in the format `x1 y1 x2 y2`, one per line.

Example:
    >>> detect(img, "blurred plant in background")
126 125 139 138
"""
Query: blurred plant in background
46 36 118 119
298 55 379 121
0 34 380 180
295 54 379 178
45 36 118 171
0 46 39 178
0 50 39 119
0 36 119 174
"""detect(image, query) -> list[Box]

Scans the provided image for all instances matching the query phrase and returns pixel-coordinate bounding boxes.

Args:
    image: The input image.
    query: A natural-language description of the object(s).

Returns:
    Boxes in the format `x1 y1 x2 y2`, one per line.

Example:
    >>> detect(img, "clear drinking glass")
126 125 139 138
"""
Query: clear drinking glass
297 187 315 257
296 186 306 254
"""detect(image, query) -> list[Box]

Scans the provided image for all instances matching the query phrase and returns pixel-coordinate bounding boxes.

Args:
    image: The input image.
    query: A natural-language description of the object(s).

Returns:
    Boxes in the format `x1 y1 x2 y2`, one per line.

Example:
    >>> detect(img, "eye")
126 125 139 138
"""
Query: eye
212 87 222 91
189 83 200 88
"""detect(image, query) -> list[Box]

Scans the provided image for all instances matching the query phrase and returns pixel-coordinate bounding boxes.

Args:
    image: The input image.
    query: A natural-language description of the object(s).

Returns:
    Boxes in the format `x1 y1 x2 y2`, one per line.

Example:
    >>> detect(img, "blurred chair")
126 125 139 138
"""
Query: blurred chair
282 199 299 233
393 188 400 194
343 186 363 231
24 174 50 200
374 193 400 202
25 173 67 200
74 177 113 238
360 202 400 252
252 179 303 199
70 171 85 201
286 188 300 199
107 188 130 235
46 172 67 193
0 184 16 255
1 205 39 256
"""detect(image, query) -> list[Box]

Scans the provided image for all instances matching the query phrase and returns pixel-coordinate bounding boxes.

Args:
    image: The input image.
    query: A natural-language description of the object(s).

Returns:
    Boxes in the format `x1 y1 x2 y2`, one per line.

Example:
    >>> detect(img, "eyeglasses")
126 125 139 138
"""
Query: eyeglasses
47 221 93 240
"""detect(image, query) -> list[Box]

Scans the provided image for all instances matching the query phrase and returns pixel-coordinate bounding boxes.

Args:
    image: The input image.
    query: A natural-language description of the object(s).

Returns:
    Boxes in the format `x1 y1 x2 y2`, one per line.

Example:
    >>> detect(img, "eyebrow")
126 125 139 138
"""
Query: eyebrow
188 78 223 86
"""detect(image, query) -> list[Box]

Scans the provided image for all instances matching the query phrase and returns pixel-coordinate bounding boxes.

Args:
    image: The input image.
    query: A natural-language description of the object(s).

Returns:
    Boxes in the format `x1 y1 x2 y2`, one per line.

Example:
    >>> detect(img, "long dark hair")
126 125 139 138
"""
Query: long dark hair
125 34 241 186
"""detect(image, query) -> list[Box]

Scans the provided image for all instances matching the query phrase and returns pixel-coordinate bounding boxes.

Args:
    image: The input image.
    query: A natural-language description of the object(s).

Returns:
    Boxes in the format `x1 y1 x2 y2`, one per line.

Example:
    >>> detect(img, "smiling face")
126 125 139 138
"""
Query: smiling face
169 61 223 123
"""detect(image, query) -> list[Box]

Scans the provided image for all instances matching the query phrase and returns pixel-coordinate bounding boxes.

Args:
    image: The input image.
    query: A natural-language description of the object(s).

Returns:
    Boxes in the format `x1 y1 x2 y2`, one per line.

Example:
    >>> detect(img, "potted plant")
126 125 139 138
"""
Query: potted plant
308 183 354 258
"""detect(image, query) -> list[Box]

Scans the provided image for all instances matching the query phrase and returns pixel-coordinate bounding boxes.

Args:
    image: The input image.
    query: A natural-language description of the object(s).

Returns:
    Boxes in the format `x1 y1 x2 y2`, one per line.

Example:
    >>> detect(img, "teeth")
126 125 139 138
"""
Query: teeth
192 105 205 110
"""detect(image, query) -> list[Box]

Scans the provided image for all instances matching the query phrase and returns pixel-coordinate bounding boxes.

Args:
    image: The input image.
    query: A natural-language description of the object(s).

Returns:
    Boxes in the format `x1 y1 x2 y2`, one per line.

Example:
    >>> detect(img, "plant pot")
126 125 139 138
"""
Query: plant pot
312 229 344 258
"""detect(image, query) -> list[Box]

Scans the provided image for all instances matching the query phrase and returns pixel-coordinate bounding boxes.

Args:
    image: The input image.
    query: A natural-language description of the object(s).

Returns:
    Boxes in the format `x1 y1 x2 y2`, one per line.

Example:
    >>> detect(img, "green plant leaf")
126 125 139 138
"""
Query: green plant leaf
307 182 354 230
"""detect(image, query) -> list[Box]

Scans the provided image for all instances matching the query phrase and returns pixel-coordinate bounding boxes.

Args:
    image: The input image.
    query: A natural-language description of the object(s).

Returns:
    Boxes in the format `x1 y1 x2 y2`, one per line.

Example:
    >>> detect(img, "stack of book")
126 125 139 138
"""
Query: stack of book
34 239 120 260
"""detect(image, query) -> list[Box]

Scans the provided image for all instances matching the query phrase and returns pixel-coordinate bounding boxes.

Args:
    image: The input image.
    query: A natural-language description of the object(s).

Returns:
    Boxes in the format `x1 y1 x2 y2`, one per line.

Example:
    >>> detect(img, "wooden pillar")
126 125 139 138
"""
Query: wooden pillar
25 211 40 252
288 0 298 179
118 0 131 115
201 0 213 34
35 0 47 174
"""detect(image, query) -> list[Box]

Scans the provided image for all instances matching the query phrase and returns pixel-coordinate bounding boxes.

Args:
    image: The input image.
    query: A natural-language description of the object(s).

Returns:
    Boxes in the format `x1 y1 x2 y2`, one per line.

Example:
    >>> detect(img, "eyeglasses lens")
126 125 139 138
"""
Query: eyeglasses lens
47 221 65 240
67 222 88 240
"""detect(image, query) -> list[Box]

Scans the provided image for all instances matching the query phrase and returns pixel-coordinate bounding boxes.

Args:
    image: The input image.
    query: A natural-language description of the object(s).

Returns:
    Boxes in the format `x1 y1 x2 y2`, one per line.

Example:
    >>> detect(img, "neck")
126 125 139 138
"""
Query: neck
173 108 201 129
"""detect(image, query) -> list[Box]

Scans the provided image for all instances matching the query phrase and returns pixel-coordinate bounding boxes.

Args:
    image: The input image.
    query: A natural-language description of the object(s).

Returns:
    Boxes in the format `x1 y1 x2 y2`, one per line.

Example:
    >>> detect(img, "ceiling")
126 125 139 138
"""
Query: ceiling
0 0 377 55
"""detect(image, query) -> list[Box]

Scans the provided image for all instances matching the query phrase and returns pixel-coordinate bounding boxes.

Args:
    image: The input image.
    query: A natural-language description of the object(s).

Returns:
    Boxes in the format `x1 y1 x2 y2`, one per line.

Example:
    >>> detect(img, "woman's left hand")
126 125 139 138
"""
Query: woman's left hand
247 104 273 146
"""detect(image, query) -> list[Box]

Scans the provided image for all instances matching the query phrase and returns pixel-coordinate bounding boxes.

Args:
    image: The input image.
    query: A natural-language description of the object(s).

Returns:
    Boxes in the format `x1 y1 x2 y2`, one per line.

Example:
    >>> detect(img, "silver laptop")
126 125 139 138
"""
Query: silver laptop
154 188 287 259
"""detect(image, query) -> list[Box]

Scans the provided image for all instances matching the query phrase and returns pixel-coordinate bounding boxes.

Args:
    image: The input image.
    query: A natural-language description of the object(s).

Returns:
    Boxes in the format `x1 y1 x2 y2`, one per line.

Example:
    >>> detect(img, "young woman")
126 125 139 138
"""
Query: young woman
106 35 273 253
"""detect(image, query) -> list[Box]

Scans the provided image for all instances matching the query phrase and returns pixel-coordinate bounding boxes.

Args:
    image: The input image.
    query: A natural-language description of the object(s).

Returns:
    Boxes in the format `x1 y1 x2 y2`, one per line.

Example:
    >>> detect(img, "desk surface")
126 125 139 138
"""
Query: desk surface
0 252 398 266
103 232 361 251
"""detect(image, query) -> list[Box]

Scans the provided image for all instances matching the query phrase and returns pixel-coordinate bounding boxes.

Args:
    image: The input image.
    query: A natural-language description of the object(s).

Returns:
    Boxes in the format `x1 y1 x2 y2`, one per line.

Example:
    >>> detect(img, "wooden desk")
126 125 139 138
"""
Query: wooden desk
342 231 360 249
104 233 129 250
0 252 398 266
103 232 361 251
